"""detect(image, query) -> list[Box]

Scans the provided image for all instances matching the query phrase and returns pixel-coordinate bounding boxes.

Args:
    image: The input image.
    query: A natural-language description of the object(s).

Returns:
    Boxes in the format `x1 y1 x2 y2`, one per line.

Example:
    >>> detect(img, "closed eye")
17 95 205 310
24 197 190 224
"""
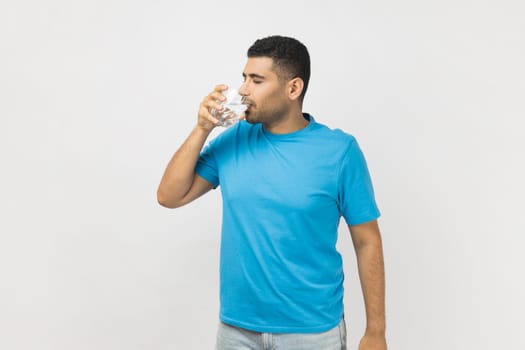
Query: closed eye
242 73 265 83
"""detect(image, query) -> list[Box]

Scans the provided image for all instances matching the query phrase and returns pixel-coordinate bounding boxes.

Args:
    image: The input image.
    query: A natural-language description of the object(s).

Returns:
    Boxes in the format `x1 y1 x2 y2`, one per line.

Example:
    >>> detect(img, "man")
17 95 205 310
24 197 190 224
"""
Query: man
157 35 387 350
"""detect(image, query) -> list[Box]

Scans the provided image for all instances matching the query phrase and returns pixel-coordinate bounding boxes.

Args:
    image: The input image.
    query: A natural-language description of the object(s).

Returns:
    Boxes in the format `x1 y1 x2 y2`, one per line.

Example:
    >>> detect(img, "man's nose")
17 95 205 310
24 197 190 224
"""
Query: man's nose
238 82 248 96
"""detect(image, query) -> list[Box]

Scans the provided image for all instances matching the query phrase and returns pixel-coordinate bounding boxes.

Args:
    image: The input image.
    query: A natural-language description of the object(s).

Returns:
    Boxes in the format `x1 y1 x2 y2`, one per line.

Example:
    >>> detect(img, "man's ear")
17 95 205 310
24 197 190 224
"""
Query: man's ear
287 77 304 101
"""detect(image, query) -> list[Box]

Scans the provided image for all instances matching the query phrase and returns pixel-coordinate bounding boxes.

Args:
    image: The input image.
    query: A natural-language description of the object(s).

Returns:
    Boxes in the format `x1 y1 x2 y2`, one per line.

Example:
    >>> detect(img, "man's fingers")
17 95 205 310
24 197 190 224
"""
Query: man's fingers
204 99 223 112
198 105 221 126
214 84 228 92
205 110 221 126
209 91 226 103
196 85 228 131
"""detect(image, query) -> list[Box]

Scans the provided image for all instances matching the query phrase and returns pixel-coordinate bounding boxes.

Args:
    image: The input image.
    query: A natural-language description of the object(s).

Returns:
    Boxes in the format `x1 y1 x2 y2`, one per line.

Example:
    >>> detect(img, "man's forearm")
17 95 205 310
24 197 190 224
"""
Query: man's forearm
157 125 211 206
349 221 387 350
354 229 386 335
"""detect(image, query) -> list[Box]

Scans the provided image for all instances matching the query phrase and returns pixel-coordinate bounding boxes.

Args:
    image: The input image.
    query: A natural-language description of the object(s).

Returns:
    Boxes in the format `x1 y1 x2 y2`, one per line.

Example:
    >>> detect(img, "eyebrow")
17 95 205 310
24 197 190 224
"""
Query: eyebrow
242 72 265 80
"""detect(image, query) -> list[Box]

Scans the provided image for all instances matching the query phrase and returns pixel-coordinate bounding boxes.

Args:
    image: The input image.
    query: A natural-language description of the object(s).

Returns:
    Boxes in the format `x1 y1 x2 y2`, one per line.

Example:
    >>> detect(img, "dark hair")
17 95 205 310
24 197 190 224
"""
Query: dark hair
247 35 310 101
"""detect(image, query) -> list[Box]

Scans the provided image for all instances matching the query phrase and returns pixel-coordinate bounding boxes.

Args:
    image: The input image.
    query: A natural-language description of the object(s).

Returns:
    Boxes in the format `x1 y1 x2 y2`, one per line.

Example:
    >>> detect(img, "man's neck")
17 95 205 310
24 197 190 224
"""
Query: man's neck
263 108 309 134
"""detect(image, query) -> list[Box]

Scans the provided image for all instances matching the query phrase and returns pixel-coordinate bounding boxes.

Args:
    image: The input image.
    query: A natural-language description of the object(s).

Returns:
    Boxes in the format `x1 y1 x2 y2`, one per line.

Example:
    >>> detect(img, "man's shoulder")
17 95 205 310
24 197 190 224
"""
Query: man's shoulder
310 118 357 147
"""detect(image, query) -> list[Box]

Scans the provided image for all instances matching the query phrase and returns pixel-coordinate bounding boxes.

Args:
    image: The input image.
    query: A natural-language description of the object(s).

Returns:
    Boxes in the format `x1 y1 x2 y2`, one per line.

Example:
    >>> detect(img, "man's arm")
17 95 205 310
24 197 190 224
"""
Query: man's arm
157 85 227 208
348 220 387 350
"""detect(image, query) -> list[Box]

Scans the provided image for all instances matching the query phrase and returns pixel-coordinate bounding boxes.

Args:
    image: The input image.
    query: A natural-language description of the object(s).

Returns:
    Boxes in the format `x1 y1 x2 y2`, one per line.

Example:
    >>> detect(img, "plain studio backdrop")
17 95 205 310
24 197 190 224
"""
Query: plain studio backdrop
1 1 524 349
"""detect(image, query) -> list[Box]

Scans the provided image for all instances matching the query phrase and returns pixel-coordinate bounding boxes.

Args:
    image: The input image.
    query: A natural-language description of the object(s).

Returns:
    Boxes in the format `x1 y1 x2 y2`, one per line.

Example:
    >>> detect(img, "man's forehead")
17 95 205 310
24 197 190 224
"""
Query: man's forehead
242 57 276 76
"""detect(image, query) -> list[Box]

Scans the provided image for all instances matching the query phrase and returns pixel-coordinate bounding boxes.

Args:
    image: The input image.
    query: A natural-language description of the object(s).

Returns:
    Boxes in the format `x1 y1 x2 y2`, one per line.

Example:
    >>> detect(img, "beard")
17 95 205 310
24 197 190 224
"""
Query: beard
244 102 289 126
244 109 257 124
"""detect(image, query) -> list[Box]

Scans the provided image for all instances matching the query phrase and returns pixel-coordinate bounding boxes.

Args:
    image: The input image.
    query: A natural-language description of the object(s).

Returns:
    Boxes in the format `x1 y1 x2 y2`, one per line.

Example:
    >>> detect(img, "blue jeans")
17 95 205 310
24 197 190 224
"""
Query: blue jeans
215 319 347 350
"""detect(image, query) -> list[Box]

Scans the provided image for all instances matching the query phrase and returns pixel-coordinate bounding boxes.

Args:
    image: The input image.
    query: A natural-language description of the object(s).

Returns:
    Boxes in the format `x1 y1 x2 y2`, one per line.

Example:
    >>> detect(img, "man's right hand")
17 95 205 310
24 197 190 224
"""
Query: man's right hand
197 84 229 132
157 85 227 208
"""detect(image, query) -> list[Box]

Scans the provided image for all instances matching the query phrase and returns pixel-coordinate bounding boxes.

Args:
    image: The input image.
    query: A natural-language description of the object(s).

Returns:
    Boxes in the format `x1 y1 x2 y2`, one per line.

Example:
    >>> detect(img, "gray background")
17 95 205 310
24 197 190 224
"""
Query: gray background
1 0 524 349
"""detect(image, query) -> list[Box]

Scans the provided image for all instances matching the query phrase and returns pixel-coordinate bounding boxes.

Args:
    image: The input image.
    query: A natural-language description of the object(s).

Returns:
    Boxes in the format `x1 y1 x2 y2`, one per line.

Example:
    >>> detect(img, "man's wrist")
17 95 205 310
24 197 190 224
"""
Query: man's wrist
365 326 386 337
194 124 213 137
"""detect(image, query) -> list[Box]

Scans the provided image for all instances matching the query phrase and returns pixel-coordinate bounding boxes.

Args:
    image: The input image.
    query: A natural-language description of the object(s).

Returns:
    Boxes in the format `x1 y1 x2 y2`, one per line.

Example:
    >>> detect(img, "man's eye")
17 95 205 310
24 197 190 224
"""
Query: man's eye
253 80 262 84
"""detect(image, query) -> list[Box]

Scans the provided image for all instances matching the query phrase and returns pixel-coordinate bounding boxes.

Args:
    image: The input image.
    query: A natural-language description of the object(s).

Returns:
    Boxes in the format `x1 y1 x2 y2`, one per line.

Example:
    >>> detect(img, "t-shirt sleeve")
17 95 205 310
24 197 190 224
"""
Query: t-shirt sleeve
338 138 381 225
195 142 220 188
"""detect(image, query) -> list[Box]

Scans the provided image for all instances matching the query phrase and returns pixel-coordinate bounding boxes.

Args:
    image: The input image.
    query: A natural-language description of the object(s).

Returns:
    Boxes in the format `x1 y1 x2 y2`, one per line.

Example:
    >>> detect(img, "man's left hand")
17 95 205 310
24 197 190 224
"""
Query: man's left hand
358 334 387 350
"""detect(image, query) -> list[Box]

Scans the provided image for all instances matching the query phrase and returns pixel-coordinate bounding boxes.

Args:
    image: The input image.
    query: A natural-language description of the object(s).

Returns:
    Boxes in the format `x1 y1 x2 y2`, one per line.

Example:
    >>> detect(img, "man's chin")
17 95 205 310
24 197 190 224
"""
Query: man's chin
244 113 258 124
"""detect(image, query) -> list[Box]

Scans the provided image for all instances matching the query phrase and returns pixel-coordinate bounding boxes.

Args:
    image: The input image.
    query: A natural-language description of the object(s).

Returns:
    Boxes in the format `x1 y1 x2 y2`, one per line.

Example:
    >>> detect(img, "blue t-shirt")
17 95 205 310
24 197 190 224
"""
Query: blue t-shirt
195 114 380 333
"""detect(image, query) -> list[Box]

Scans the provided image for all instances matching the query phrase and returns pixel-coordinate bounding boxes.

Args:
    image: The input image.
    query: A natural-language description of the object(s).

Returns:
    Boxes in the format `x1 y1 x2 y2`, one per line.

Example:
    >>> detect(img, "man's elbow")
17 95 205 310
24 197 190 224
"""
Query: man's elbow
157 189 181 209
